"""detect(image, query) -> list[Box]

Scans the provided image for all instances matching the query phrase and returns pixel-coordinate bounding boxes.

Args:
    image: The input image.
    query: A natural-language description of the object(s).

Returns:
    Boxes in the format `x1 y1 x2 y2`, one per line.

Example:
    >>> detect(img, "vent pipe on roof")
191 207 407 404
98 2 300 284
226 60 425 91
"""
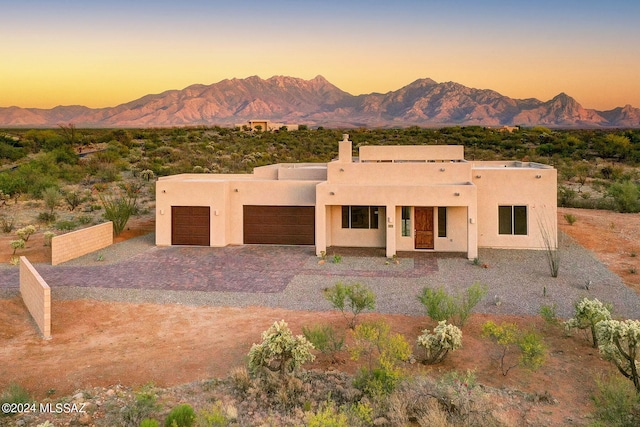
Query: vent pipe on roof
338 134 352 163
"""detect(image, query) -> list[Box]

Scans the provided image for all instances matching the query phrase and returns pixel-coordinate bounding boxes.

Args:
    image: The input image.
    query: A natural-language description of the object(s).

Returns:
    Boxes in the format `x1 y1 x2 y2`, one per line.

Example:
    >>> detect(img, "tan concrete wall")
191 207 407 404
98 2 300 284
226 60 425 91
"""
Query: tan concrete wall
51 222 114 265
328 205 386 248
19 257 51 339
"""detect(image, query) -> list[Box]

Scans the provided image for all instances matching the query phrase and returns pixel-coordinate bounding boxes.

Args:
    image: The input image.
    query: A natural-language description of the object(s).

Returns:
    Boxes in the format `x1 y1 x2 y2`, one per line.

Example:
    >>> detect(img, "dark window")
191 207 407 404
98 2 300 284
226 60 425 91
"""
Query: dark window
401 206 411 237
499 205 527 235
438 207 447 237
341 206 379 229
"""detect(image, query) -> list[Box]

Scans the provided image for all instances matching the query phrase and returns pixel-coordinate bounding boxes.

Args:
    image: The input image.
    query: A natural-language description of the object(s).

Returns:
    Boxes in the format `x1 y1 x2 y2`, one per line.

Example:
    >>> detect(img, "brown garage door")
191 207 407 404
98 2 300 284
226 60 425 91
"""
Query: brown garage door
171 206 210 246
243 206 315 245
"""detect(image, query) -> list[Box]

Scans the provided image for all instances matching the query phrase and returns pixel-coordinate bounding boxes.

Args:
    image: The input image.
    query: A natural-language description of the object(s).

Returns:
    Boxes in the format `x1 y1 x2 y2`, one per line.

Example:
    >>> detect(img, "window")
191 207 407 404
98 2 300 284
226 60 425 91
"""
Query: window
401 206 411 236
438 207 447 237
498 205 527 235
342 206 379 229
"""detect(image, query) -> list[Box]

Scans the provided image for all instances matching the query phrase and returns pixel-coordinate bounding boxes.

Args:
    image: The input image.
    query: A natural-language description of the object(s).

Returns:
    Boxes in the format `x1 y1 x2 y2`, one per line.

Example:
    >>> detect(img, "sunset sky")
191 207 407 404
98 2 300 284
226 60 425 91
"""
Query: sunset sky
2 0 639 110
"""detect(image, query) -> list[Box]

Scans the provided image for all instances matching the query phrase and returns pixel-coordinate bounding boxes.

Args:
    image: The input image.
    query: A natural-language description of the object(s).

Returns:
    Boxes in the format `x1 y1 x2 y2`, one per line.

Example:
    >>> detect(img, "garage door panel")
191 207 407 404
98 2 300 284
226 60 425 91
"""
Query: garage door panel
243 205 315 245
172 206 210 246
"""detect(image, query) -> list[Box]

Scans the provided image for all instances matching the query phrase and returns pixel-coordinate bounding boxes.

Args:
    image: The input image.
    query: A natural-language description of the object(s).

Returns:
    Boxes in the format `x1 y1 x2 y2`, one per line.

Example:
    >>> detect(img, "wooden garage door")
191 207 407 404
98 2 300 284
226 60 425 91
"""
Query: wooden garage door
243 206 315 245
171 206 210 246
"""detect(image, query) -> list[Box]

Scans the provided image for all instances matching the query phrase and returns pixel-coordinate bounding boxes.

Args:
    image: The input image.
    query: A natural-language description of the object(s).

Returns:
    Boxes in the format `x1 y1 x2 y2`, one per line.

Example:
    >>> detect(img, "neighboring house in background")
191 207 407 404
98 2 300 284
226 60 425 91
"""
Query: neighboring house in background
234 119 299 131
155 135 557 259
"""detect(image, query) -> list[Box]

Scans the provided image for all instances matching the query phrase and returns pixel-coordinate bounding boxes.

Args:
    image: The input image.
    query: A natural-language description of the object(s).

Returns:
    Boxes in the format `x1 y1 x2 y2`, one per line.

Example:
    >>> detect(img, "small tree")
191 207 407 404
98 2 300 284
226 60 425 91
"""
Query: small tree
564 297 612 348
482 321 547 376
417 283 487 326
416 320 463 364
596 319 640 393
324 282 376 329
248 320 315 377
41 186 61 215
302 324 345 363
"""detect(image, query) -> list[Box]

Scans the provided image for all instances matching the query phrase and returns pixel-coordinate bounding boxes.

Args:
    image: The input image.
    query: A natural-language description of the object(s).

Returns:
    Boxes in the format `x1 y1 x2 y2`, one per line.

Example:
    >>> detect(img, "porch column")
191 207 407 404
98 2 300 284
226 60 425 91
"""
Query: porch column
315 203 327 256
386 204 396 258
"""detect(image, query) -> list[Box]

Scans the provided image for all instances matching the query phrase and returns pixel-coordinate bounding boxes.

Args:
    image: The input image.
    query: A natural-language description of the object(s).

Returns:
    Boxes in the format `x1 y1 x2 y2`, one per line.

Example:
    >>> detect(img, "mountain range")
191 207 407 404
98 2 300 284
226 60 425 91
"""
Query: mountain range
2 75 640 128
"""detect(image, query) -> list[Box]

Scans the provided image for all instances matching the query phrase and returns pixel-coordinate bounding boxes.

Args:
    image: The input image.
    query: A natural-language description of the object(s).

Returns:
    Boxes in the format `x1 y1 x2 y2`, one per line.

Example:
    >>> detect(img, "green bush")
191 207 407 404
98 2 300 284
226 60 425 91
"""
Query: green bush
164 404 195 427
55 220 78 231
608 181 640 213
306 401 349 427
0 383 31 412
539 303 559 326
350 320 411 398
417 283 487 326
591 374 640 427
140 419 160 427
37 211 57 223
324 282 376 329
195 401 233 426
110 385 160 427
302 324 345 360
100 193 136 236
564 213 577 225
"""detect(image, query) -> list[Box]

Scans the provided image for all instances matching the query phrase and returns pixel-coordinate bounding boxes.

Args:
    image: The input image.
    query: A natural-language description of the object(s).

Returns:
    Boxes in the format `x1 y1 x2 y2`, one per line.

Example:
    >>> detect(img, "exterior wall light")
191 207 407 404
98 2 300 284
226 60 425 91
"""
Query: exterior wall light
162 190 166 193
339 168 344 172
454 192 460 196
329 191 335 195
234 188 239 192
475 175 481 178
440 168 446 172
535 175 542 179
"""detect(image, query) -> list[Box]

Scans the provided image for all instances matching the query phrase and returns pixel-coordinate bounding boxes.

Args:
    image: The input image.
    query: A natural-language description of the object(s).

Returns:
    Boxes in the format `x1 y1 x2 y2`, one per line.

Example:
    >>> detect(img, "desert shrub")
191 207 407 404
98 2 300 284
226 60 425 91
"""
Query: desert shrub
55 220 78 231
63 189 85 211
323 282 376 329
538 214 560 277
417 282 487 326
350 320 411 398
164 404 195 427
248 319 315 377
41 186 61 214
37 211 57 223
16 225 36 242
108 385 160 427
77 214 93 225
608 181 640 213
416 320 463 364
195 401 235 427
564 297 612 348
0 215 15 233
0 383 31 416
306 401 349 427
140 420 160 427
140 169 156 181
591 374 640 427
596 319 640 393
539 303 559 326
563 213 577 225
482 321 547 376
302 324 345 361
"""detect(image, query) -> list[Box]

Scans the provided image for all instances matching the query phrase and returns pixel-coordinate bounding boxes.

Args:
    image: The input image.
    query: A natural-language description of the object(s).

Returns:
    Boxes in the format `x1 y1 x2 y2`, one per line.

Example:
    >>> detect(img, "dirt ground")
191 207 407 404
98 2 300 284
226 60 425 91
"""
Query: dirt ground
1 208 639 425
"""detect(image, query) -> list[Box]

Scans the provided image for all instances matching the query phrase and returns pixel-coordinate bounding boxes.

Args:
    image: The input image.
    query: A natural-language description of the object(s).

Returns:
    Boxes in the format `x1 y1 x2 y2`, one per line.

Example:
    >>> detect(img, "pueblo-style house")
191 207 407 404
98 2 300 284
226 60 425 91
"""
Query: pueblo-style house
155 134 557 259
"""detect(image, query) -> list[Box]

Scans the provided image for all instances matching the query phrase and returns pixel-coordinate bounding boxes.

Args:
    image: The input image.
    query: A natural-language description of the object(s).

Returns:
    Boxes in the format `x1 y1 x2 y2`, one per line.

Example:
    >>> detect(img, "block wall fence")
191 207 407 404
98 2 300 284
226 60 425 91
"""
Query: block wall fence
51 222 113 265
19 256 51 339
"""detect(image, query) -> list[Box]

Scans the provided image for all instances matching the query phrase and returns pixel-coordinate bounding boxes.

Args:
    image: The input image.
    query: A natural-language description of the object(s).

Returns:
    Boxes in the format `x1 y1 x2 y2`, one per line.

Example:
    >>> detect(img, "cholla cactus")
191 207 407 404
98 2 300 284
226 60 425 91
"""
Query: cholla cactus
43 231 56 247
248 320 315 376
596 319 640 393
16 224 36 242
10 239 25 255
564 297 612 348
416 320 463 364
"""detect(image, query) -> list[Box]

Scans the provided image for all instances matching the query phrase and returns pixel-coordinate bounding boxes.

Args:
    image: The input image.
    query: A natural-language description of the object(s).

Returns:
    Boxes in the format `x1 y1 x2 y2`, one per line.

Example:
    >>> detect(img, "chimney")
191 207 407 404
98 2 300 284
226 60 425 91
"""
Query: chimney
338 134 352 163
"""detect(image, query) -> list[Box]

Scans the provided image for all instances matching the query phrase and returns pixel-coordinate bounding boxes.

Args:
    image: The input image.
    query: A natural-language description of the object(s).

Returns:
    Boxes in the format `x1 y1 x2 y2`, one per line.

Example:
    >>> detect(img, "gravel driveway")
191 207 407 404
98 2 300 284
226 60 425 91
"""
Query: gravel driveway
2 232 639 319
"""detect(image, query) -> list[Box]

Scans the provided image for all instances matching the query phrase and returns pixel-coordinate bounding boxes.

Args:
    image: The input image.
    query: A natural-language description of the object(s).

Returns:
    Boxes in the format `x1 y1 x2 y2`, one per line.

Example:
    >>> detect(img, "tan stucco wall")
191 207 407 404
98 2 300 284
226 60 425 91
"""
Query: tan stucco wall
51 222 113 265
328 205 386 248
326 161 472 185
19 257 51 339
359 145 465 161
473 167 557 249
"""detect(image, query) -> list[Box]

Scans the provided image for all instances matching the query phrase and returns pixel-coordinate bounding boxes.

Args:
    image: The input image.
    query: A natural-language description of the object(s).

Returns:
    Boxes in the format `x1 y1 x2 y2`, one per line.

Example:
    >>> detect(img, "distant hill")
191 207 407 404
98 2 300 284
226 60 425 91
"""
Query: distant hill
2 75 639 128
